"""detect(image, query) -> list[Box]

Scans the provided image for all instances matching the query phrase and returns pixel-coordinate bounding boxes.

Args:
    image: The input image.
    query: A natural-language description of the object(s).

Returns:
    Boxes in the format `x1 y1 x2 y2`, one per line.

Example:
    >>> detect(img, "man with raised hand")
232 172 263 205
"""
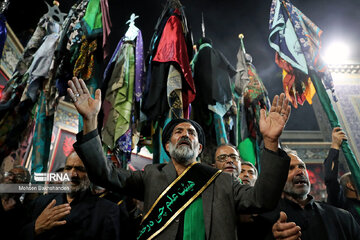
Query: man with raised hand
324 127 360 224
68 76 291 240
270 149 360 240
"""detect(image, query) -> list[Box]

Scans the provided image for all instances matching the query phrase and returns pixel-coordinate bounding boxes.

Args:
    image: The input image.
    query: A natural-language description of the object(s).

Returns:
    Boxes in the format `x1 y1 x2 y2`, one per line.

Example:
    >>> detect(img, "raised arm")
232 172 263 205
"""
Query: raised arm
260 93 291 153
67 77 101 134
68 77 145 200
234 93 291 212
324 127 347 207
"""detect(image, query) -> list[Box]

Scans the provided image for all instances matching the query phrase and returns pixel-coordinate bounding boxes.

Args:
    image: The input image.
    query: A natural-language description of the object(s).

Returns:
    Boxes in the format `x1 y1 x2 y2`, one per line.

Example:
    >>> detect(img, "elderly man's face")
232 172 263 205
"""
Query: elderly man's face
283 154 311 200
64 152 90 195
214 146 241 176
166 122 202 165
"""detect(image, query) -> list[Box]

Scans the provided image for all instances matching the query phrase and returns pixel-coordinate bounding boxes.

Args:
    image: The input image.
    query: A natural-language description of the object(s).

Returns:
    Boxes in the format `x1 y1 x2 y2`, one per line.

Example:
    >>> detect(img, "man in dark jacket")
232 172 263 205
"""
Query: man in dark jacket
213 143 242 177
323 127 360 224
20 151 120 240
270 149 360 240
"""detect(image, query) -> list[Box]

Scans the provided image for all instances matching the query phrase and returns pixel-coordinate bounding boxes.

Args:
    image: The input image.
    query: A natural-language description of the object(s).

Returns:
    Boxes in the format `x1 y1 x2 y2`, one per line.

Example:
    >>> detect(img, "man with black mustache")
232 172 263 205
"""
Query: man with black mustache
212 145 263 239
263 149 360 240
20 151 121 240
68 77 294 240
239 161 257 186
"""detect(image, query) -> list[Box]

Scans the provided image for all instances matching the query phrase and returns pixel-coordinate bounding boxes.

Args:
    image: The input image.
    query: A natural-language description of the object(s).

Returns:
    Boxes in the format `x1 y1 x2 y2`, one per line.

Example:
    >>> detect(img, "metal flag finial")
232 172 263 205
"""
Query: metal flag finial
238 33 246 54
44 1 67 24
126 13 139 26
125 13 140 41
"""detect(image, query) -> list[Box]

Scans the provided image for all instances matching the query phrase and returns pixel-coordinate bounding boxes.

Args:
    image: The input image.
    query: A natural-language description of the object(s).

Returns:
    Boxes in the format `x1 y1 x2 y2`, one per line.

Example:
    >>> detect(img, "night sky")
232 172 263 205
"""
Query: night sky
6 0 360 130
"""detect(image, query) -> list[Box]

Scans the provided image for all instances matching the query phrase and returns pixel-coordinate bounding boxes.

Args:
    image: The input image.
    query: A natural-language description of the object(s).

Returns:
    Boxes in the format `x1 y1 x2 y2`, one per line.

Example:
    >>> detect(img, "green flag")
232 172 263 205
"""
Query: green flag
311 72 360 193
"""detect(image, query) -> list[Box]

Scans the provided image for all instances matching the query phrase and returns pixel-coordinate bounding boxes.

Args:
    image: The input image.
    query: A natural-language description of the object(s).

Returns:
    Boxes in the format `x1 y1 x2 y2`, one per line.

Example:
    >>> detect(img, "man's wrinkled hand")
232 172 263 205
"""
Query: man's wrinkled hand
273 211 301 240
34 199 71 235
331 127 347 150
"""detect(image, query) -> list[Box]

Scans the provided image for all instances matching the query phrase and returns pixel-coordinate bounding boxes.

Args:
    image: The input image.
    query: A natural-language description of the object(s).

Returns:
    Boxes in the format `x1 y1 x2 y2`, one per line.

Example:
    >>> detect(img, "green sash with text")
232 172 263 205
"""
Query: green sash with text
137 162 222 240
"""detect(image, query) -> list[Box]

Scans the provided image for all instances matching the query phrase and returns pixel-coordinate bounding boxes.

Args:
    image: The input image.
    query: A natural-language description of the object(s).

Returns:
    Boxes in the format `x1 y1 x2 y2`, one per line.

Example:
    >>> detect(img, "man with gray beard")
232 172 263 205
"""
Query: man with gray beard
168 134 199 164
64 151 91 201
68 76 294 240
20 151 121 240
256 149 360 240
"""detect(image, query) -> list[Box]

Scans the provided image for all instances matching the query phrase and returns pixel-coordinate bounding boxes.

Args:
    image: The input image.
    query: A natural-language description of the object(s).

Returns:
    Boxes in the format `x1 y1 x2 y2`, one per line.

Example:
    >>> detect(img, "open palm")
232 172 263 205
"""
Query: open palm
260 93 291 142
67 77 101 121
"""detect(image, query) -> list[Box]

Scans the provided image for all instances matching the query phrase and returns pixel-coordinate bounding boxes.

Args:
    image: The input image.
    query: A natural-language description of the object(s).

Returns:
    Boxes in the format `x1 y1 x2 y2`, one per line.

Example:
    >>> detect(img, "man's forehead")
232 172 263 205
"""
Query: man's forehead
289 154 305 166
216 145 238 156
65 163 84 167
65 160 84 167
242 164 254 171
173 122 197 132
66 154 84 166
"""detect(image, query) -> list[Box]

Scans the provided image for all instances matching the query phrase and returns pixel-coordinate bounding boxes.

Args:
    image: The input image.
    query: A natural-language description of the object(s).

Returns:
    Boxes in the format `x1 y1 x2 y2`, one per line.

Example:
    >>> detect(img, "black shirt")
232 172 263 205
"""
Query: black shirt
257 196 329 240
20 189 120 240
278 197 328 240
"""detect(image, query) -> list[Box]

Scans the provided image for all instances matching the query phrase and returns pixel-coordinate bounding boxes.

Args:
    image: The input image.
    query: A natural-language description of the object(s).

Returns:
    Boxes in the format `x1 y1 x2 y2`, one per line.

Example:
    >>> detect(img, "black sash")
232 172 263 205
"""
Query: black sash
137 162 221 240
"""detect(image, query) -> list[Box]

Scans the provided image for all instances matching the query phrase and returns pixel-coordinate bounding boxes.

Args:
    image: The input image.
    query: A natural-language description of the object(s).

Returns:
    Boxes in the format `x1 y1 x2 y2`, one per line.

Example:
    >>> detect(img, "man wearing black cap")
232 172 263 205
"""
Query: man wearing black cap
68 77 291 240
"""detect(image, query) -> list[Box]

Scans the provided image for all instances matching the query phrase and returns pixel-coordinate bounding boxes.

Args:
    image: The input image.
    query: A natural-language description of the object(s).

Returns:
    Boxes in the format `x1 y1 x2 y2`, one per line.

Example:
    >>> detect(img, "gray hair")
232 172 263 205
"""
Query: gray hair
282 147 298 157
241 161 258 177
340 172 354 189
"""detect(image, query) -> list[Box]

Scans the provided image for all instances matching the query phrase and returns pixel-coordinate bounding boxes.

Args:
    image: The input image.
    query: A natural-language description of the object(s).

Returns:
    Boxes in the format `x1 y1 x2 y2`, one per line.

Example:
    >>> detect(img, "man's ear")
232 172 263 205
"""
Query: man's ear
165 142 170 152
198 143 203 154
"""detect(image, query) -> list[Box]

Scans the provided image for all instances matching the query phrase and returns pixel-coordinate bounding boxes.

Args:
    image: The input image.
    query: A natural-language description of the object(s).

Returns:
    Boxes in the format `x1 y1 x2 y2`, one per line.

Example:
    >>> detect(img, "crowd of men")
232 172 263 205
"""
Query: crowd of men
1 76 359 239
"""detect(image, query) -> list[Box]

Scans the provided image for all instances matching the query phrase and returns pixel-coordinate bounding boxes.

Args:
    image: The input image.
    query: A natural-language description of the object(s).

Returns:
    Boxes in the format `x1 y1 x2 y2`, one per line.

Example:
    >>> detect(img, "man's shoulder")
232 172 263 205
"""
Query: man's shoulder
315 201 360 234
94 195 121 209
78 193 120 217
143 163 168 172
315 201 355 218
316 201 346 211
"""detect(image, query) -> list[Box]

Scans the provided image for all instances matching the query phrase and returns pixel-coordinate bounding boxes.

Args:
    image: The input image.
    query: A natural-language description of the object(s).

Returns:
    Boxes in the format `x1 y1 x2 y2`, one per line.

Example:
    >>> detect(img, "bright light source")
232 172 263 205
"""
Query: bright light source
323 41 350 64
